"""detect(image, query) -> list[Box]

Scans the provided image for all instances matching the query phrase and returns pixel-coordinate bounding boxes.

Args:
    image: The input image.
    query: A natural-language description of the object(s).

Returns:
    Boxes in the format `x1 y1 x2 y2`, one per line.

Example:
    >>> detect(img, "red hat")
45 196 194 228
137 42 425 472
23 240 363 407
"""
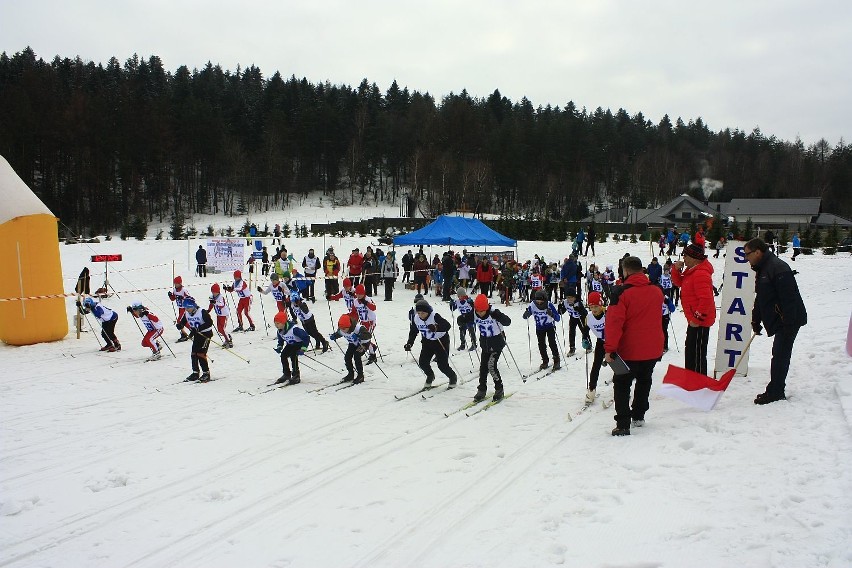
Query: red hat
274 311 288 325
588 291 604 306
173 276 182 285
211 283 220 294
474 294 489 312
234 270 242 279
355 284 366 296
337 313 353 329
342 278 353 288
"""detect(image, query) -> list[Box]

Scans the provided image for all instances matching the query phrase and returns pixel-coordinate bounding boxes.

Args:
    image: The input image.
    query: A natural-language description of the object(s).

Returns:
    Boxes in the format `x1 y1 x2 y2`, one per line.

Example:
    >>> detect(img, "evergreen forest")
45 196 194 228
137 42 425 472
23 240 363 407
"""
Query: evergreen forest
1 48 850 236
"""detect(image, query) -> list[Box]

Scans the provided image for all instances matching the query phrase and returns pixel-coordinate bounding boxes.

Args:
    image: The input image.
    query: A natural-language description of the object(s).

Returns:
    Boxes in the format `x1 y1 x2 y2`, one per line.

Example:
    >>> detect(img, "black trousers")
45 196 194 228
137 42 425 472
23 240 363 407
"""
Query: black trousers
101 317 119 347
478 348 503 389
302 317 329 349
344 343 365 377
684 325 710 375
325 278 339 299
281 343 301 376
419 336 456 383
567 317 582 349
588 338 605 390
304 276 316 300
191 332 212 373
197 263 207 277
536 327 558 362
766 326 799 397
384 278 395 300
612 358 658 429
479 282 492 297
662 315 670 350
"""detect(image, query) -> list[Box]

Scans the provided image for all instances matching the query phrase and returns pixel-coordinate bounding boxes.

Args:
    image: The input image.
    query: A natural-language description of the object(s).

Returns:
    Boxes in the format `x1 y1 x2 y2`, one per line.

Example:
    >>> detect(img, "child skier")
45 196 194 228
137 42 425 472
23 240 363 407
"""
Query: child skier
472 294 512 402
272 310 310 385
175 298 214 382
404 299 458 389
351 284 378 364
329 313 373 384
208 283 234 348
225 270 255 332
168 276 193 342
584 291 607 404
559 290 592 355
329 277 356 311
80 297 121 352
127 302 164 360
290 292 331 352
662 293 676 353
257 272 290 312
522 290 561 371
450 287 478 351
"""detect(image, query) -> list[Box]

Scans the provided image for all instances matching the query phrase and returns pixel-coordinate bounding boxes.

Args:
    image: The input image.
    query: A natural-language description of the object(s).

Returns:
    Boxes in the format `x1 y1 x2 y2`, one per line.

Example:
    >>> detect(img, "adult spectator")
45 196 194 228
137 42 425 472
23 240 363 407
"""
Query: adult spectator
412 253 430 295
694 226 706 249
323 249 341 299
560 255 578 299
744 238 807 404
347 247 364 287
402 250 415 283
665 227 677 256
195 245 207 277
791 232 801 261
764 230 776 254
671 244 716 375
604 256 664 436
301 248 320 302
584 224 596 256
441 251 456 301
646 257 662 285
261 246 270 276
476 258 496 298
362 249 379 297
380 250 399 301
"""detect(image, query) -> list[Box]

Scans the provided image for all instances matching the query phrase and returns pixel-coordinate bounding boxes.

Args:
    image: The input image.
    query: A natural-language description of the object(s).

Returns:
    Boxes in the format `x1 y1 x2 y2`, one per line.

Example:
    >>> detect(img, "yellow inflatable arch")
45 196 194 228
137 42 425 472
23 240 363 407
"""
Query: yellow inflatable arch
0 155 68 345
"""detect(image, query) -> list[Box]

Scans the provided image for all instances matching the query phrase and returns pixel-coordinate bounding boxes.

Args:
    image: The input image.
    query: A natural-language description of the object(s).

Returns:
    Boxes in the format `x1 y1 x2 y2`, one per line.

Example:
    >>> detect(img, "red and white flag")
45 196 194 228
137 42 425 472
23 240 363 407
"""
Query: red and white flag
659 365 736 411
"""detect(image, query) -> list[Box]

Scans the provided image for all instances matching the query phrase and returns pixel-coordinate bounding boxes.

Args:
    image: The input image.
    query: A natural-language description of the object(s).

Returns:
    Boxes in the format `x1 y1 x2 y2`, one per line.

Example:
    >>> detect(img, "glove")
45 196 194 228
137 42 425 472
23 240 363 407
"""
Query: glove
75 300 82 308
356 344 367 354
522 309 530 320
557 304 566 314
404 343 412 351
299 346 308 355
273 345 283 354
329 333 337 341
582 338 592 351
547 309 556 319
427 324 438 332
256 286 263 293
752 321 763 335
176 324 183 331
168 292 175 301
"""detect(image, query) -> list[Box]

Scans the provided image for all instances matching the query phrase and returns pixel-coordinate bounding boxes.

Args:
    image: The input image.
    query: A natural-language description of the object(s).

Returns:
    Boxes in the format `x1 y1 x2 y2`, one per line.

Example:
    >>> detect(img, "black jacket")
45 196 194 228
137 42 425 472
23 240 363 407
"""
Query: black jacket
751 252 807 336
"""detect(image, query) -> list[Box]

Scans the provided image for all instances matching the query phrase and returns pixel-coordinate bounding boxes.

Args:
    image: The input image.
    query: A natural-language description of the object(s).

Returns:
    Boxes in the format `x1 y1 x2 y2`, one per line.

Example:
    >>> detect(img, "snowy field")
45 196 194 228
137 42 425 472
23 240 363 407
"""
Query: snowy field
2 203 852 567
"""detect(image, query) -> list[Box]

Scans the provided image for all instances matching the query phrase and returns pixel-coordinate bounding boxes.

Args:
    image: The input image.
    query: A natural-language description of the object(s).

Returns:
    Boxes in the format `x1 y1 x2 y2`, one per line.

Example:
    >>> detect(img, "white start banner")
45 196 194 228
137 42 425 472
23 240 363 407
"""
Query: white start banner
713 240 756 378
207 239 245 273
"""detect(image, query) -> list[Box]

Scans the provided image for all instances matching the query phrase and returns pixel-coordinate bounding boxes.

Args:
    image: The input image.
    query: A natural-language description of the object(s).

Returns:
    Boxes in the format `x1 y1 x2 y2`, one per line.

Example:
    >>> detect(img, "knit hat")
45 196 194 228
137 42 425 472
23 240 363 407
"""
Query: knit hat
588 291 604 306
337 313 353 329
473 294 489 312
413 293 424 303
456 286 467 297
684 243 707 260
415 300 432 314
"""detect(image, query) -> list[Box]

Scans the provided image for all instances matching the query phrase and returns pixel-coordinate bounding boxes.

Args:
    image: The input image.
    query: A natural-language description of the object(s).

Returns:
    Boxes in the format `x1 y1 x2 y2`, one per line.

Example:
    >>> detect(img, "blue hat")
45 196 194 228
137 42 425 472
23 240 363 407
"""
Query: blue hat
290 292 302 303
183 298 198 310
83 297 96 309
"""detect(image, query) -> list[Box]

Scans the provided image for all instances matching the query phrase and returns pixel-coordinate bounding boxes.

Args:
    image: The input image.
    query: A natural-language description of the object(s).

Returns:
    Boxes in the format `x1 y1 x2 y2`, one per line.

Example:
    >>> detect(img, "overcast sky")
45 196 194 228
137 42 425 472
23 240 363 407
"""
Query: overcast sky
2 0 850 146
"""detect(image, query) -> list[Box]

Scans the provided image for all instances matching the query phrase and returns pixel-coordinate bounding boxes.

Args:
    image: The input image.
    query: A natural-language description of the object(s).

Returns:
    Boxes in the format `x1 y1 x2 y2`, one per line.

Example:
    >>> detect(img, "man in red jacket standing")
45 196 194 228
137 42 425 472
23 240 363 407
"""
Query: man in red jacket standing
671 243 716 375
604 256 664 436
347 248 364 287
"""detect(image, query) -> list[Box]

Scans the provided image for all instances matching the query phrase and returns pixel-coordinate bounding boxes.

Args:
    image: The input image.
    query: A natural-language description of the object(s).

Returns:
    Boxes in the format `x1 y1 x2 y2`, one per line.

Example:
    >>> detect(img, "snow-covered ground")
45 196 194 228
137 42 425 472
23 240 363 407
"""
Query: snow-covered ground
2 201 852 567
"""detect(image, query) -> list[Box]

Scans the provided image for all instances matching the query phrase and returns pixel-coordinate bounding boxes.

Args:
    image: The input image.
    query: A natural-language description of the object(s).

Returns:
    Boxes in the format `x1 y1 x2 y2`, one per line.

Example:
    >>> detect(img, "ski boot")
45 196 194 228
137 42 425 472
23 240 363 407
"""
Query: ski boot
492 382 504 402
321 342 331 353
552 357 561 371
247 324 256 332
148 350 162 361
448 378 458 389
176 334 190 343
567 347 576 356
114 342 121 351
198 372 211 383
106 345 117 353
100 345 112 352
473 386 487 402
468 340 478 352
233 325 244 333
457 340 466 351
342 373 354 382
185 372 200 382
612 427 631 436
353 374 365 384
227 337 234 349
275 374 291 385
585 389 596 405
289 373 301 385
539 360 549 371
632 419 645 428
366 353 377 365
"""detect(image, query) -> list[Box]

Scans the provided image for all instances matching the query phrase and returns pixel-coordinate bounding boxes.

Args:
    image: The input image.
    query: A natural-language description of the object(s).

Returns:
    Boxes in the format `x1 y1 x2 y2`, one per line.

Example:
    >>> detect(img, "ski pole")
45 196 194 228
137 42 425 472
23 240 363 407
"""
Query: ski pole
501 335 524 381
158 334 177 359
435 335 463 380
257 286 269 336
301 352 343 374
526 317 532 367
82 310 103 348
669 317 679 353
206 334 251 364
371 326 386 363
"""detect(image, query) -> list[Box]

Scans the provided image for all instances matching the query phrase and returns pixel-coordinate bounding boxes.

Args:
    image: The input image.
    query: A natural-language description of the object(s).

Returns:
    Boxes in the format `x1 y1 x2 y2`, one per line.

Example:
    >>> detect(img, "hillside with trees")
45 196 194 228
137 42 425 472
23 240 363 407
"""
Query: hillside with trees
1 47 849 236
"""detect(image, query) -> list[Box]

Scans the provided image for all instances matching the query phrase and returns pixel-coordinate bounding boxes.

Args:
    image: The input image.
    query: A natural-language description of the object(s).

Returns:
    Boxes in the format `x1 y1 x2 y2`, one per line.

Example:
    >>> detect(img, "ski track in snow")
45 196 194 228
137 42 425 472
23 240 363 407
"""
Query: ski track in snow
2 210 852 567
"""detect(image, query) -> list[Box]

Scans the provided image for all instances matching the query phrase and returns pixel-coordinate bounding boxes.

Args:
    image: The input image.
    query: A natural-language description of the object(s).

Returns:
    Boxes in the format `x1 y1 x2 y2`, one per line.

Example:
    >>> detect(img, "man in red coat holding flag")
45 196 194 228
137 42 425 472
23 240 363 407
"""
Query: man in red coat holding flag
671 243 716 376
604 257 664 436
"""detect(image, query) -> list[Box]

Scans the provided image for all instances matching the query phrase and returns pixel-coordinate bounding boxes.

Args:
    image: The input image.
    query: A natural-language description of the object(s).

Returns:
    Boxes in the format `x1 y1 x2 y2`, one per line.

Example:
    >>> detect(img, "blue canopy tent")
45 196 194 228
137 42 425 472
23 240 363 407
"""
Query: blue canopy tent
393 215 516 248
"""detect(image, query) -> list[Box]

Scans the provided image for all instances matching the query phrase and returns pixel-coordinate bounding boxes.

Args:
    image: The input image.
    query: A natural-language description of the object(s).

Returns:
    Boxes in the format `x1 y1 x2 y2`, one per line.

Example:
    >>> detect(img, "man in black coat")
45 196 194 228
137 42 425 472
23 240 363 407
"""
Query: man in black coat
402 250 415 283
441 251 456 302
744 238 807 405
195 245 207 277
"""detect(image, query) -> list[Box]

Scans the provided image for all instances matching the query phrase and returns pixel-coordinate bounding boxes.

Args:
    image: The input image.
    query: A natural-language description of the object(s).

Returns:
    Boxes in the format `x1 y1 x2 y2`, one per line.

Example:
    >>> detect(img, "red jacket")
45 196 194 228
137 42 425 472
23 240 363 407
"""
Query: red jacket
347 253 364 276
671 259 716 327
604 273 664 361
476 263 495 283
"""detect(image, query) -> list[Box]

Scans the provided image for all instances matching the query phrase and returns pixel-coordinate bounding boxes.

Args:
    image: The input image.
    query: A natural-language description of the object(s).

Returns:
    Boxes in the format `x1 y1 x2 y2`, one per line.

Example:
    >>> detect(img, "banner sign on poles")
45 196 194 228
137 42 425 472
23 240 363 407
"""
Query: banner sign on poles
208 239 245 273
713 241 756 378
